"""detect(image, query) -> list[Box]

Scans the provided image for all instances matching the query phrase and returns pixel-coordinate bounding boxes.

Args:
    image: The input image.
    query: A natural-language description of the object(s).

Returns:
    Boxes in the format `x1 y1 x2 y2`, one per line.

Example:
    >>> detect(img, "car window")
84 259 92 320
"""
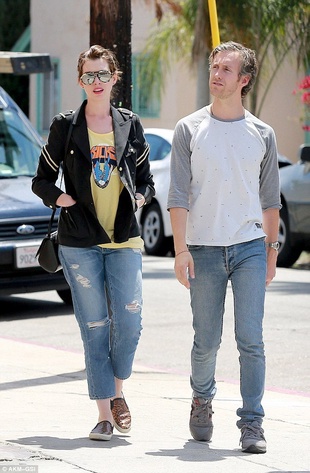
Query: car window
0 109 41 178
145 133 171 161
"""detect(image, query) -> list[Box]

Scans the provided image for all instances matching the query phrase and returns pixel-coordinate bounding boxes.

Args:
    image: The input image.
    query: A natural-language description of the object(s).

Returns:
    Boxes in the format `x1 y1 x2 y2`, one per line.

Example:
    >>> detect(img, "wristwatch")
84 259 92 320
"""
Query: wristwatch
265 241 280 251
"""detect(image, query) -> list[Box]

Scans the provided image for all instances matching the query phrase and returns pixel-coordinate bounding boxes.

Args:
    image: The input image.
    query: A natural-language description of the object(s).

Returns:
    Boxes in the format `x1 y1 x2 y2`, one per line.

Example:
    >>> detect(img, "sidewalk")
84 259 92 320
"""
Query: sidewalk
0 337 309 473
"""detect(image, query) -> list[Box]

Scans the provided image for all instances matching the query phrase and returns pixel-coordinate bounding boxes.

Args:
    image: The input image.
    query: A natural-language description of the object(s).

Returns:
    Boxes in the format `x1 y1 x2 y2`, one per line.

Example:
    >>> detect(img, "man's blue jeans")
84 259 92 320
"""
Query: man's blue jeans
59 245 143 400
188 238 267 427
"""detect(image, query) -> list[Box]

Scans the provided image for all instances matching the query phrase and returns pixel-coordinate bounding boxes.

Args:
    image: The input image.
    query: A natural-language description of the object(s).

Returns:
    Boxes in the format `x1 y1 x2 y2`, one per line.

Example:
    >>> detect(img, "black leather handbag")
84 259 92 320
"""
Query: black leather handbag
36 210 61 272
36 116 73 273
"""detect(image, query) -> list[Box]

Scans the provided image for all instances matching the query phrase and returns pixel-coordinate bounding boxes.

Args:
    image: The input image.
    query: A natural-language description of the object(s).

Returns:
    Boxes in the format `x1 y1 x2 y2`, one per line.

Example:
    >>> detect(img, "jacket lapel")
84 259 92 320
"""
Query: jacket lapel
111 106 132 165
71 101 92 162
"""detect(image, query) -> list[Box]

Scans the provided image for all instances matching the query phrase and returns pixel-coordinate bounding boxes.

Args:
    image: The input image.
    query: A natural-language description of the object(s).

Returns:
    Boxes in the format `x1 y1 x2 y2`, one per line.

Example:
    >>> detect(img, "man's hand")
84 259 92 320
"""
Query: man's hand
266 248 277 286
262 208 280 286
174 251 195 289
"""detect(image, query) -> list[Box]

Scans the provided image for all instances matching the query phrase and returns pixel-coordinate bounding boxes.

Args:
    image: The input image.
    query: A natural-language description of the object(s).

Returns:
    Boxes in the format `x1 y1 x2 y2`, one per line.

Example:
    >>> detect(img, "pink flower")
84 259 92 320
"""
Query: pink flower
299 75 310 90
293 75 310 132
302 92 310 106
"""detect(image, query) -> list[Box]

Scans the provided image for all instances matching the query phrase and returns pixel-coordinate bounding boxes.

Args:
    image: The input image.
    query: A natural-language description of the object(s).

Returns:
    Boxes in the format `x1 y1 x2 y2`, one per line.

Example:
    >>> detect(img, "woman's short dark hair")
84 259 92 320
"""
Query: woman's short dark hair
209 41 258 98
77 45 122 81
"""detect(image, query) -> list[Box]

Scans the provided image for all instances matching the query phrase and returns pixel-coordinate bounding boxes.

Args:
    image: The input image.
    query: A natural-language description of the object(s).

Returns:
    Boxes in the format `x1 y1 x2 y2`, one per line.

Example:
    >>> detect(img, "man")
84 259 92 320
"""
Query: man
168 41 280 454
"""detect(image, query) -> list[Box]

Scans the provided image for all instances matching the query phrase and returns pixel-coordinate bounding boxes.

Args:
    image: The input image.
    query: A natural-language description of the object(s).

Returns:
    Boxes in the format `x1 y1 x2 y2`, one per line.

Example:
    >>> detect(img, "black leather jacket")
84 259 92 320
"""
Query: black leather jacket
32 101 155 247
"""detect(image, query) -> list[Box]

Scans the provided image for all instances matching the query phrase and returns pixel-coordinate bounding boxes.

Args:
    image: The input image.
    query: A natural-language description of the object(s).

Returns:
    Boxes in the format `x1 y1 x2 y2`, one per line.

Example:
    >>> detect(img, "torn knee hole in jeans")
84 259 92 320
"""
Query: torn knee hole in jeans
87 319 109 329
125 300 141 313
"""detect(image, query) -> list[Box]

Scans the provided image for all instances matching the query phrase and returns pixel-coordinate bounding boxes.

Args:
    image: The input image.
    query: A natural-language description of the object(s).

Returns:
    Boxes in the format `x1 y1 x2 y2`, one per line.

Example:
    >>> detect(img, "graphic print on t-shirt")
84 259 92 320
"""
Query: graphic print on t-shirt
91 144 116 189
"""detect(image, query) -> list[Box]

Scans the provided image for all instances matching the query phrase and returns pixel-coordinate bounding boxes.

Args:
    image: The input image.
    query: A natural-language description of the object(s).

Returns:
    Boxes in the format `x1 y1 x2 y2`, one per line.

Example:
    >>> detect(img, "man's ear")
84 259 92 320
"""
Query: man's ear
241 75 250 86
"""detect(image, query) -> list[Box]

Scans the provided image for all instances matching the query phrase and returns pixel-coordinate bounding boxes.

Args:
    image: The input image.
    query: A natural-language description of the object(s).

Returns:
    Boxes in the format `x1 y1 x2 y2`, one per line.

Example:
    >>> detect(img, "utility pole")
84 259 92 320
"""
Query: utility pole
90 0 132 109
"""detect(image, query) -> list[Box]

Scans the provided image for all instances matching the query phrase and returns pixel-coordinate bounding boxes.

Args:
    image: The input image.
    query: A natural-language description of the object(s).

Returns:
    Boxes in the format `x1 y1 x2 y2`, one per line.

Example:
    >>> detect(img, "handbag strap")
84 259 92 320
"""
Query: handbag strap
47 208 57 236
47 116 74 237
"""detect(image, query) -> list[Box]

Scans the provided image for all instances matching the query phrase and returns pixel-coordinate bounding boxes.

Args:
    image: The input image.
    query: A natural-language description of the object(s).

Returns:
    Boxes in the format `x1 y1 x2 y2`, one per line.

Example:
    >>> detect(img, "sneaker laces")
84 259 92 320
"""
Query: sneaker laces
192 398 213 424
240 423 265 442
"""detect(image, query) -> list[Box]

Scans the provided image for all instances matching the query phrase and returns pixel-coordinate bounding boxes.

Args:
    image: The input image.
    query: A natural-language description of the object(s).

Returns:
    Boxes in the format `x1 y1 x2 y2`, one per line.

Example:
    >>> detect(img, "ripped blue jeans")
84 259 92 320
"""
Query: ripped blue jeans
59 245 143 399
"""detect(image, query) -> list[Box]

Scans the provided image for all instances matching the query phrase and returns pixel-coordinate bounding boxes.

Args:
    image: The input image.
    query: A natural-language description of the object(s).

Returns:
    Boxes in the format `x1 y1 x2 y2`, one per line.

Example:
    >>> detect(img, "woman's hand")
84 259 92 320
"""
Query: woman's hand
135 193 145 209
56 193 76 207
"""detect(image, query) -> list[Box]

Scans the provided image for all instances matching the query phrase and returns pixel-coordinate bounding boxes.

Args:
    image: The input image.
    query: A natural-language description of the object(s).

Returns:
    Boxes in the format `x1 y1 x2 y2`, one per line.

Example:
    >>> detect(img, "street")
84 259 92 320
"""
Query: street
0 254 309 394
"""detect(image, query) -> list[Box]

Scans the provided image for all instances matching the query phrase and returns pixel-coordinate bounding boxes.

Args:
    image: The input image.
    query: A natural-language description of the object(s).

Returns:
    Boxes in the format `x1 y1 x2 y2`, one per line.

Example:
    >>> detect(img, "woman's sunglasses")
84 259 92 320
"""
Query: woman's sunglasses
80 70 113 85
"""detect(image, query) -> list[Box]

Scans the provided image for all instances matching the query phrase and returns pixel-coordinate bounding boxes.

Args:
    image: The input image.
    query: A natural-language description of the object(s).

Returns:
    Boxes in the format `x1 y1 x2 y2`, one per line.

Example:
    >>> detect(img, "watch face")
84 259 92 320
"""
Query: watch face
266 242 279 250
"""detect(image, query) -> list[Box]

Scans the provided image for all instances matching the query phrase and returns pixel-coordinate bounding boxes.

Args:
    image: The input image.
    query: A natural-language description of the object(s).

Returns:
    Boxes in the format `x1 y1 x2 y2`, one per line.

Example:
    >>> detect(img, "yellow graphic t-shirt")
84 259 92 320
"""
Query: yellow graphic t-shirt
88 129 143 249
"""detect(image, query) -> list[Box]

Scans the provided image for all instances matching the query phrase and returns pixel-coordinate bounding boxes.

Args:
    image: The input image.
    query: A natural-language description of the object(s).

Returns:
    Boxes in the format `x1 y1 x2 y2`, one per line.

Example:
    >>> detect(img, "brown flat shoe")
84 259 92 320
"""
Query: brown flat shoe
110 397 131 433
89 420 113 441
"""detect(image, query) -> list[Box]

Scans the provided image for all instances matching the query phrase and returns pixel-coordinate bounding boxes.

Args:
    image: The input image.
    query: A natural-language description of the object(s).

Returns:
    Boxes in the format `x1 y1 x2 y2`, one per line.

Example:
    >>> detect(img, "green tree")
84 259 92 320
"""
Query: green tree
141 0 310 115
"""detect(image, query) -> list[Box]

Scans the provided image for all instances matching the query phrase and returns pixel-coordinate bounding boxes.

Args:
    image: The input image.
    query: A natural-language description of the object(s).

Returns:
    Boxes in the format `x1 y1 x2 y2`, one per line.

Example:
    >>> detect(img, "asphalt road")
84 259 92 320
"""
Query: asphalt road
0 255 309 394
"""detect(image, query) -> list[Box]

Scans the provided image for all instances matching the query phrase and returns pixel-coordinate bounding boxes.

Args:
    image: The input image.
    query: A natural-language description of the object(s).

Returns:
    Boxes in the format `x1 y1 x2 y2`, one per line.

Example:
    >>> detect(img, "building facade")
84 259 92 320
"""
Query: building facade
30 0 305 161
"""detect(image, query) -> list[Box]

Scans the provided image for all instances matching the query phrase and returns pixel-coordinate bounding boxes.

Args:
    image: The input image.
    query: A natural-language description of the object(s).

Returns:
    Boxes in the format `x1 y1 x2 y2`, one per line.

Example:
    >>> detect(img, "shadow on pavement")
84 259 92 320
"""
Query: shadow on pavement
146 439 246 462
266 280 310 295
0 295 73 320
8 435 131 450
0 370 86 392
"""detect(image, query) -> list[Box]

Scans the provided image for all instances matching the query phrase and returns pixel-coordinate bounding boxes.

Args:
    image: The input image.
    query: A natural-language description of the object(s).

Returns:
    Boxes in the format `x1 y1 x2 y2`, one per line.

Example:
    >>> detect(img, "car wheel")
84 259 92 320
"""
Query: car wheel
57 288 73 305
142 203 170 256
277 206 302 267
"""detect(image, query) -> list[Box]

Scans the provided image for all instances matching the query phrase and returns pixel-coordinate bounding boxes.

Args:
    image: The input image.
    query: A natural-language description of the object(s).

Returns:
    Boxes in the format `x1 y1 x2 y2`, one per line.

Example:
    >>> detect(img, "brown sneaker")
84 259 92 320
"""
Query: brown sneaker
110 396 131 433
89 420 113 441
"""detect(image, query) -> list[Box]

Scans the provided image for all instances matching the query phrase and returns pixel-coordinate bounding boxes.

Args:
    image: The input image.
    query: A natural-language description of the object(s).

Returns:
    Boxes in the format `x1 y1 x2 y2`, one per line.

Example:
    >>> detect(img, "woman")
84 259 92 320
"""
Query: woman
32 45 155 441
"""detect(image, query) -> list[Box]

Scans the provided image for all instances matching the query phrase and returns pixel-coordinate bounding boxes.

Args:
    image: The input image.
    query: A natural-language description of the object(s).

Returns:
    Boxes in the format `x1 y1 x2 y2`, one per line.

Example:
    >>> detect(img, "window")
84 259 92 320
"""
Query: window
144 133 171 161
132 54 160 118
0 108 41 177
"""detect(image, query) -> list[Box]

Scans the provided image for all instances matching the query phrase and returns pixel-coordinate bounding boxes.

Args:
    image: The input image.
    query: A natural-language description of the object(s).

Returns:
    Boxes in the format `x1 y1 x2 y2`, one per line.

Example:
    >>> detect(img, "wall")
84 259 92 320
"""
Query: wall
30 0 196 132
30 0 304 161
30 0 89 120
258 57 305 161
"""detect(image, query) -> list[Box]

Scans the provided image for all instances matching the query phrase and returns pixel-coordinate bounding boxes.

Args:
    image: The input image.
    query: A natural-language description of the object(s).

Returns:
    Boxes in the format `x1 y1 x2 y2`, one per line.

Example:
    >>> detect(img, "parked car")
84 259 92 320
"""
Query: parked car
139 129 174 255
141 128 308 268
0 86 71 304
278 145 310 267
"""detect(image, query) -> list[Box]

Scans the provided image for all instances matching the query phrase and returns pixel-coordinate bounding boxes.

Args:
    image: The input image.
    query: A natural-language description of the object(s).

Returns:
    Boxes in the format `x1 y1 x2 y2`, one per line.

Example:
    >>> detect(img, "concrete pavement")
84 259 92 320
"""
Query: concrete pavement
0 337 309 473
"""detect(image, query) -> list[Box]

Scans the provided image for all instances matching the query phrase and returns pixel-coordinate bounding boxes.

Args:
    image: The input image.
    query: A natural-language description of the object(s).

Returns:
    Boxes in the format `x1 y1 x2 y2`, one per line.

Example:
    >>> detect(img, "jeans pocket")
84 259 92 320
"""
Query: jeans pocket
188 245 205 251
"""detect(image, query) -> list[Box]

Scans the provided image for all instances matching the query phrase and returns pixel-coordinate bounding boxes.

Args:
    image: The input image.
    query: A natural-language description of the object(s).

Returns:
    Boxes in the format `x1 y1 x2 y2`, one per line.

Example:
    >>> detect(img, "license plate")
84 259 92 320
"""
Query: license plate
15 244 41 268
